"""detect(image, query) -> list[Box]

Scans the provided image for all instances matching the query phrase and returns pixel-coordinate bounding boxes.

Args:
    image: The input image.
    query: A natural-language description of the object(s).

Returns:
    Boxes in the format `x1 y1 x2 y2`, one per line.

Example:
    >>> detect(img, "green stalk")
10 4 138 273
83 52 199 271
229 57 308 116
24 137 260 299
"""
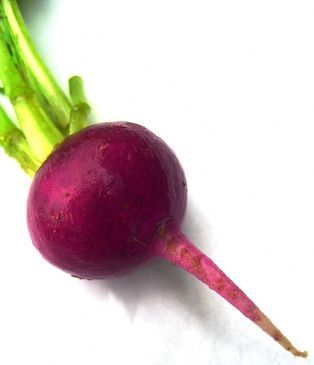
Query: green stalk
1 0 72 130
69 76 91 134
0 29 63 162
0 1 92 175
0 104 40 175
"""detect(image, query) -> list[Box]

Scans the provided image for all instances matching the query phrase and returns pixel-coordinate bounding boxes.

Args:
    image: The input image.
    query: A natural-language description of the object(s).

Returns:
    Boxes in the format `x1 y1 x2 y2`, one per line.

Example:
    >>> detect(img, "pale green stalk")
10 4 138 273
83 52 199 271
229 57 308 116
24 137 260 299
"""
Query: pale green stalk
1 0 72 130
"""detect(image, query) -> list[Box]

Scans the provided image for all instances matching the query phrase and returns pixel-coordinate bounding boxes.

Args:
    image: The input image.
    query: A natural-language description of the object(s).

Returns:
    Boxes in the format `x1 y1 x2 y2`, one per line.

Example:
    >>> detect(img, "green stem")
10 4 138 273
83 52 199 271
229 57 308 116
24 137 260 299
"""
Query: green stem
0 30 63 162
1 0 72 130
69 76 90 134
0 1 93 176
0 104 40 175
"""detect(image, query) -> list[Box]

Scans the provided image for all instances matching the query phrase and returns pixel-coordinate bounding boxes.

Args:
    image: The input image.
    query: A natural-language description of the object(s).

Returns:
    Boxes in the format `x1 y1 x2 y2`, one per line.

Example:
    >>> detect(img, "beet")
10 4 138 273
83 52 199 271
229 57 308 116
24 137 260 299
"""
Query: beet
27 122 306 357
0 0 307 359
27 122 187 278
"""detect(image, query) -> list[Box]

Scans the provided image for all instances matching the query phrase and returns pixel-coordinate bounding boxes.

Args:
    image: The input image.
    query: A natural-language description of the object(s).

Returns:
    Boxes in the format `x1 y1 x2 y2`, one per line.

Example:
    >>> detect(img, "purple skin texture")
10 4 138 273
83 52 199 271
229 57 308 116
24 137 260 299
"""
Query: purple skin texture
27 122 306 357
27 122 187 278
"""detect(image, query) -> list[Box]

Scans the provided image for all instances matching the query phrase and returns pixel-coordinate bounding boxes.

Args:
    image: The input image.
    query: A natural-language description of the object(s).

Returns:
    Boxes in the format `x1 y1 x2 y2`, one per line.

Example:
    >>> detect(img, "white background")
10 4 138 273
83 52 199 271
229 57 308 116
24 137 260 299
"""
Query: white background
0 1 313 364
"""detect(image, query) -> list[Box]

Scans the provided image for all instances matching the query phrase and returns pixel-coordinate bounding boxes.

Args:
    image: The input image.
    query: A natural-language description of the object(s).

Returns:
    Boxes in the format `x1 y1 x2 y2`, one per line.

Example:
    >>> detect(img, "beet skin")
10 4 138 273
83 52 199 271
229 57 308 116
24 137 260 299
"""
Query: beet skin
27 122 306 357
27 122 187 278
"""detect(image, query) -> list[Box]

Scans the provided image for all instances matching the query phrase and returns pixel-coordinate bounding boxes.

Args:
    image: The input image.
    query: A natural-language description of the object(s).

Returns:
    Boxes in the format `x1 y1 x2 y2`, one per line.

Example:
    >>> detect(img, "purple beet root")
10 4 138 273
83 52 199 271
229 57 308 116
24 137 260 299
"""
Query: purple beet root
27 122 306 357
28 122 187 278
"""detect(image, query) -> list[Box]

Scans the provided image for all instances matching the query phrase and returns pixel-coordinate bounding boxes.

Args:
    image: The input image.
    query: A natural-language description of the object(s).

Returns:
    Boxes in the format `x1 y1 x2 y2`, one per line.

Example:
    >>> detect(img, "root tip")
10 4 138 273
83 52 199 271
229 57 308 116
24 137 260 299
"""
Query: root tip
291 349 308 358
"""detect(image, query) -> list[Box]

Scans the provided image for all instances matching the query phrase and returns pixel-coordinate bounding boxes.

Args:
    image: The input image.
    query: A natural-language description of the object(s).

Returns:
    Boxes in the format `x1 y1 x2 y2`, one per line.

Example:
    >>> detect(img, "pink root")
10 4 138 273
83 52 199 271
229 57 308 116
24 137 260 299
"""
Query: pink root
154 228 307 358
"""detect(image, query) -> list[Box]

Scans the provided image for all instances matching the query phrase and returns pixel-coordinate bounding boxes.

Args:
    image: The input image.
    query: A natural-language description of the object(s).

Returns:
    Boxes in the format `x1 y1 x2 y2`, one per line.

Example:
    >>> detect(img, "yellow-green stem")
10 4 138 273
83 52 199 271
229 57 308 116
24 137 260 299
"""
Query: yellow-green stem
69 76 91 134
0 0 91 174
0 29 63 162
0 104 40 175
1 0 72 130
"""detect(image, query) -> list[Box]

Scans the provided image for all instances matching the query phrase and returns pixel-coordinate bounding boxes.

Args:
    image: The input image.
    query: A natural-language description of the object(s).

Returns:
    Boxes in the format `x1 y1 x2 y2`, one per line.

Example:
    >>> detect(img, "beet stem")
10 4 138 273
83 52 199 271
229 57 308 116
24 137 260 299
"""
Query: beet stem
154 228 307 358
0 20 65 163
0 104 39 175
68 76 91 135
1 0 72 130
1 0 91 170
